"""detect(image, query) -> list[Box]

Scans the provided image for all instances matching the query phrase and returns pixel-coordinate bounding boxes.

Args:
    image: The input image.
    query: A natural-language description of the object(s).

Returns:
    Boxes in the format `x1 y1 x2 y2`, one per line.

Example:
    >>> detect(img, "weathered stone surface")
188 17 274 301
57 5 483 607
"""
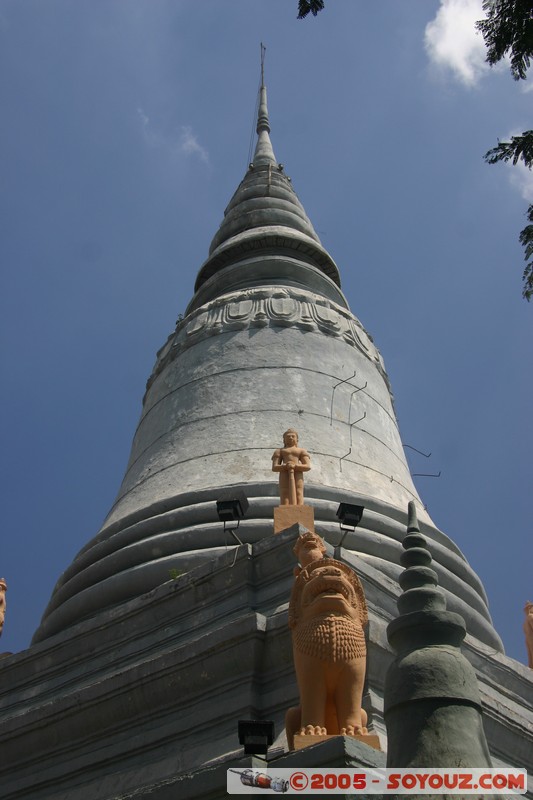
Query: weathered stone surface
1 532 530 799
187 256 349 313
33 484 502 648
194 86 339 292
112 737 387 800
1 536 295 799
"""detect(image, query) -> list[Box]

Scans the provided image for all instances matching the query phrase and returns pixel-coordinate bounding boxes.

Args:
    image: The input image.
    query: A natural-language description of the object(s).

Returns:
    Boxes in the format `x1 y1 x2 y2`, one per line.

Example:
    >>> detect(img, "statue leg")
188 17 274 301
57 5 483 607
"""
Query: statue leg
285 706 301 751
324 697 339 735
288 468 297 505
334 660 365 735
279 473 290 505
295 474 304 505
294 651 327 735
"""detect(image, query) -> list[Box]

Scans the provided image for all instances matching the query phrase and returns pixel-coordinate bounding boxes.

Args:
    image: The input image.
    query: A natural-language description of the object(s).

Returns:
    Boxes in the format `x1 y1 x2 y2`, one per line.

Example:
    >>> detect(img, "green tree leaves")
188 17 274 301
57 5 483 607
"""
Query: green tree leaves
476 0 533 81
484 131 533 166
519 205 533 301
477 0 533 300
297 0 325 20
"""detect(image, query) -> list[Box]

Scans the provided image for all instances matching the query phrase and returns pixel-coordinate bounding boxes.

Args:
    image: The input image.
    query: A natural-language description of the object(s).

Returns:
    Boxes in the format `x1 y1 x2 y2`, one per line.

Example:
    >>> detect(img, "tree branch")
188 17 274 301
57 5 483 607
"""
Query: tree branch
484 131 533 167
297 0 325 20
476 0 533 80
520 204 533 300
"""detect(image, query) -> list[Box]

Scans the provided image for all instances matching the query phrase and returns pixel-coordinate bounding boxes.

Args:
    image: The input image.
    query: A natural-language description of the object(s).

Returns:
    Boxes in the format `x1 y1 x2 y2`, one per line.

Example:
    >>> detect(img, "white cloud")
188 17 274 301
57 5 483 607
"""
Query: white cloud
510 163 533 202
137 108 209 164
425 0 488 87
137 107 158 147
179 126 209 164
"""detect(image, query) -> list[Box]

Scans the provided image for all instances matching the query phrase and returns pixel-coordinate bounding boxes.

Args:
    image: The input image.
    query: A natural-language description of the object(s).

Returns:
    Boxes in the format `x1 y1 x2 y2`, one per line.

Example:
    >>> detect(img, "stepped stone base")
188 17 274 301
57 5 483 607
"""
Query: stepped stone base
274 504 315 534
188 737 387 800
0 528 531 799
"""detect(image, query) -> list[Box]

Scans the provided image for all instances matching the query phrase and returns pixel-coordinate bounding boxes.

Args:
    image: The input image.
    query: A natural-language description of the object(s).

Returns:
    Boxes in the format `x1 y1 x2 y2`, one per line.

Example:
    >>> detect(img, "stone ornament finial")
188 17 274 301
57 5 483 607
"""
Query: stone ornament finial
396 501 446 619
524 601 533 668
384 501 492 769
0 579 6 637
285 531 370 750
272 429 311 506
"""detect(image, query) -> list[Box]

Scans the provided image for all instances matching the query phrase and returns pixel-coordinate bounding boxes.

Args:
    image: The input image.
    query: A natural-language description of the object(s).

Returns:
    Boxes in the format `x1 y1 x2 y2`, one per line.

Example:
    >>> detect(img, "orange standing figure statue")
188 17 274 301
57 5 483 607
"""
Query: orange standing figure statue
285 531 369 750
271 429 311 506
0 579 6 638
524 601 533 668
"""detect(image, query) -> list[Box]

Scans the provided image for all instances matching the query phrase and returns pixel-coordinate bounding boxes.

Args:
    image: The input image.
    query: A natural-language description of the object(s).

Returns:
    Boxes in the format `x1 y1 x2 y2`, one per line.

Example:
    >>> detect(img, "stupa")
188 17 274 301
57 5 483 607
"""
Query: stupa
0 80 531 799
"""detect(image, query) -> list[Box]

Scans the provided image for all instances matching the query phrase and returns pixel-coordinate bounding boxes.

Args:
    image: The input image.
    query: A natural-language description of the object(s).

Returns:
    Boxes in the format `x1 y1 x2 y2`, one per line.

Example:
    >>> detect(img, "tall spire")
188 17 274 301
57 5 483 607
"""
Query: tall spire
193 54 340 294
31 70 503 666
254 45 276 167
253 84 277 167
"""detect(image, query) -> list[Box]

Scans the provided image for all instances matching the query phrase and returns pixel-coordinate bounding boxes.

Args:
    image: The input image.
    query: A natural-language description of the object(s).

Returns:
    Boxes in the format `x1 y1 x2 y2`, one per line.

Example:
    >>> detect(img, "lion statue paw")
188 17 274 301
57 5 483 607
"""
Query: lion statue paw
299 725 327 736
340 724 366 736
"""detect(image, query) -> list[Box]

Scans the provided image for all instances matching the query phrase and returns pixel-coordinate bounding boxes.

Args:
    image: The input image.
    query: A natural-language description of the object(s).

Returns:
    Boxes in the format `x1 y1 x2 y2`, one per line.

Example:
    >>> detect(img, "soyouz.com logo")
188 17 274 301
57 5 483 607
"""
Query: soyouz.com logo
227 767 527 794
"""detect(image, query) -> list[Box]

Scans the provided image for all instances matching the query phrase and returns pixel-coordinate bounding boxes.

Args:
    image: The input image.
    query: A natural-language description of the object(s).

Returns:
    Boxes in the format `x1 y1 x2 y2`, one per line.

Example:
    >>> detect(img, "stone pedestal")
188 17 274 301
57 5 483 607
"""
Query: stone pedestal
274 504 314 534
293 732 381 751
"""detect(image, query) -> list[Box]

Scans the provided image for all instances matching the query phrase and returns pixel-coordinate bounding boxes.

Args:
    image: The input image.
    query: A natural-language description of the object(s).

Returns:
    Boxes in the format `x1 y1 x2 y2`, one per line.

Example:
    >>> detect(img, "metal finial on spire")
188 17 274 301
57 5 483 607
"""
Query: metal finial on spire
261 42 266 88
257 44 270 136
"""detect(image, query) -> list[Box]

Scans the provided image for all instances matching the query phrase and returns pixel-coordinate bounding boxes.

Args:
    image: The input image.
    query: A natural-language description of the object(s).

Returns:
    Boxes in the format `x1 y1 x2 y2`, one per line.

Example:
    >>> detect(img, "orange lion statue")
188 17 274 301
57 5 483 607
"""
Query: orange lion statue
285 531 368 749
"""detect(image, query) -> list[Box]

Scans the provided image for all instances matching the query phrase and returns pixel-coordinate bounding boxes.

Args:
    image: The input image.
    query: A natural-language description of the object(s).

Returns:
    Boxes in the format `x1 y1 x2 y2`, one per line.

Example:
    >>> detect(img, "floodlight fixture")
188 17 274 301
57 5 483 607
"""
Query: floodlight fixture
237 719 275 756
216 490 249 545
336 502 364 549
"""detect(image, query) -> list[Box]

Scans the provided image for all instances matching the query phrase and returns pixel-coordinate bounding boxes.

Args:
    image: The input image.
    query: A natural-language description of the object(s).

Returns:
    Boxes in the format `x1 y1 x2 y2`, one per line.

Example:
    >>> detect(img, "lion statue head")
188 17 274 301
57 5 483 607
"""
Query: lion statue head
289 558 367 630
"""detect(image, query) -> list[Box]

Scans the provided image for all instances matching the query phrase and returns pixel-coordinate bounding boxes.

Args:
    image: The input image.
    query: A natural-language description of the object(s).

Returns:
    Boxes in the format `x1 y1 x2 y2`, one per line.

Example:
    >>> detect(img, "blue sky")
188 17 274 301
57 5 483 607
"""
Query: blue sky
1 1 531 664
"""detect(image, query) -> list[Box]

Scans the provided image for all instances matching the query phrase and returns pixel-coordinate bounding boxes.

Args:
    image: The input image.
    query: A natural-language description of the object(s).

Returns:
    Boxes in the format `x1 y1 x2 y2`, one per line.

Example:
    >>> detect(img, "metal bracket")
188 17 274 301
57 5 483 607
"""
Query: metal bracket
330 370 356 425
403 443 432 458
339 412 367 472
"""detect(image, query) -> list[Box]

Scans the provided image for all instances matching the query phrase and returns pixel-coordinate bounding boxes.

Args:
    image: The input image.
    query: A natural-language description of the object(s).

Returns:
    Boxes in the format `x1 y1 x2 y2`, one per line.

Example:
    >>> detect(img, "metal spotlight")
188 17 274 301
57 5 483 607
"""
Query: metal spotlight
336 502 364 549
216 490 249 545
238 719 275 756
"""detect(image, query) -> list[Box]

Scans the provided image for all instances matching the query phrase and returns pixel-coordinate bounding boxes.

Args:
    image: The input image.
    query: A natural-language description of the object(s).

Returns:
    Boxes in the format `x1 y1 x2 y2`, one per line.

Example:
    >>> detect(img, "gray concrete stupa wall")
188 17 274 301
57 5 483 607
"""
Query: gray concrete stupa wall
32 276 500 650
32 86 501 654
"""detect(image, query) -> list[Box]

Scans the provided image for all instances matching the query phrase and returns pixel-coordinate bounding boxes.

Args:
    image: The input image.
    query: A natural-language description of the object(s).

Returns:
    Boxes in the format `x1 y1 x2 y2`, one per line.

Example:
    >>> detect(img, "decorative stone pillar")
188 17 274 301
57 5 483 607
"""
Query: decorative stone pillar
384 502 492 770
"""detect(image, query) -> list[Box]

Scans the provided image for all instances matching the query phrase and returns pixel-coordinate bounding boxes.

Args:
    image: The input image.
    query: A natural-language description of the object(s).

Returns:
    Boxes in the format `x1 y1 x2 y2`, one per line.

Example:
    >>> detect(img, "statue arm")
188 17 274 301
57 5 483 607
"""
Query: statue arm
296 449 311 472
272 449 283 473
